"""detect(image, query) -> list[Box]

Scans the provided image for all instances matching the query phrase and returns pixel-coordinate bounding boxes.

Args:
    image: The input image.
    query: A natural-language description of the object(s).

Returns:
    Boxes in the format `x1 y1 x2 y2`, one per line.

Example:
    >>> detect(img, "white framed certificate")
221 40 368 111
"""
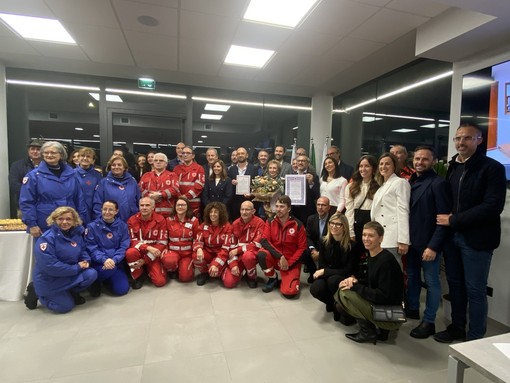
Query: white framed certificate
236 175 251 195
285 174 306 205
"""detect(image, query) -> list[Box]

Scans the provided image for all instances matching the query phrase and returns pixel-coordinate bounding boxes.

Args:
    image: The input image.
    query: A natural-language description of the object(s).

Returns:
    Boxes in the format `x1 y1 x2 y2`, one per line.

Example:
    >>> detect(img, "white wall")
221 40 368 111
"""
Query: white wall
450 44 510 326
0 64 10 218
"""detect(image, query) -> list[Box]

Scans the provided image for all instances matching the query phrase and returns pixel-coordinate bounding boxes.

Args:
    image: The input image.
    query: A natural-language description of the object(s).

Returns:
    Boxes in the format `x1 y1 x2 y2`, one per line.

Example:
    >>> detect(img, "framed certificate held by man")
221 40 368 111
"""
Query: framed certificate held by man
235 175 251 195
285 174 306 205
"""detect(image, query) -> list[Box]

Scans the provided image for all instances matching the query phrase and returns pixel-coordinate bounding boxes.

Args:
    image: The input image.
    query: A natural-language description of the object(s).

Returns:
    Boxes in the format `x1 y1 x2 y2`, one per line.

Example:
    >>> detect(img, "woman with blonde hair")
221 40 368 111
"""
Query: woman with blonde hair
310 213 358 323
24 206 97 313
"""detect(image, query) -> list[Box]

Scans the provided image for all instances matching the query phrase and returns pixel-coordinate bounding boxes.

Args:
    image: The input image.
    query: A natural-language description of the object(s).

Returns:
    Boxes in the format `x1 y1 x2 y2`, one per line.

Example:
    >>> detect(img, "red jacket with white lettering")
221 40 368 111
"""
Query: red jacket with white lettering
166 215 199 255
139 170 180 217
260 216 307 269
127 212 168 254
230 215 265 269
173 162 205 212
193 223 232 269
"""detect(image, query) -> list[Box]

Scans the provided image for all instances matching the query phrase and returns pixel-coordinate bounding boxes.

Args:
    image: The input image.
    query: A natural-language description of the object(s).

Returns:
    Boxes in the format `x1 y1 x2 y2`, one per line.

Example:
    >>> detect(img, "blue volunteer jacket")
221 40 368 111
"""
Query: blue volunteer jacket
33 225 91 296
19 161 87 232
85 216 130 265
75 166 103 224
92 172 140 222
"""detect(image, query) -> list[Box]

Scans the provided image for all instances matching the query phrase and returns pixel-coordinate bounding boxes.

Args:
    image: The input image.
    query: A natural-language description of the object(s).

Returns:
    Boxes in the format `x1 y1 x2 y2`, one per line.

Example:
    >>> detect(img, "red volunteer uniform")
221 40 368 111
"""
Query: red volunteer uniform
162 215 199 282
259 216 307 296
126 212 168 287
139 170 180 217
226 215 265 288
173 163 205 218
192 223 232 276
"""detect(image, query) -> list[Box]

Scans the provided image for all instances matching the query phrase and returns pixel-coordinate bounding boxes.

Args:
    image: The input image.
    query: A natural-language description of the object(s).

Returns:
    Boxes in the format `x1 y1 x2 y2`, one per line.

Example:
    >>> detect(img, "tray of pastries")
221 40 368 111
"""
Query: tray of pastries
0 219 27 231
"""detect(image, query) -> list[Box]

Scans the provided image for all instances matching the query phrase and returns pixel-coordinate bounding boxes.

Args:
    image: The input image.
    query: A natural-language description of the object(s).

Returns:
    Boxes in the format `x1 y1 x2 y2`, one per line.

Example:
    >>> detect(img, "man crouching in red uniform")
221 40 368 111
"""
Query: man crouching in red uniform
227 201 265 288
257 195 307 298
192 201 232 286
126 197 168 289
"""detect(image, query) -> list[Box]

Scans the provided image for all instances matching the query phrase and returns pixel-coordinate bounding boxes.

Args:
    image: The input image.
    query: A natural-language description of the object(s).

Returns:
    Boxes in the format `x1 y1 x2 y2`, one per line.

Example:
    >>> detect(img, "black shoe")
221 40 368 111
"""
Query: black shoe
71 292 86 305
132 277 144 290
89 280 102 297
433 324 466 343
345 319 378 344
262 276 279 293
326 303 334 313
405 308 420 320
196 273 209 286
307 274 314 284
167 271 177 279
247 278 258 288
411 321 436 339
377 329 390 341
24 282 38 310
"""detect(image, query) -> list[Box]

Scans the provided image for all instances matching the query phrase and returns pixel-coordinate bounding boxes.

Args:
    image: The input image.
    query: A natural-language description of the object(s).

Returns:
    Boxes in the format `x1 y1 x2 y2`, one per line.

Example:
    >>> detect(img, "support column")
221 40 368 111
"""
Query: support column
341 109 363 167
1 64 11 217
184 89 193 146
309 93 332 168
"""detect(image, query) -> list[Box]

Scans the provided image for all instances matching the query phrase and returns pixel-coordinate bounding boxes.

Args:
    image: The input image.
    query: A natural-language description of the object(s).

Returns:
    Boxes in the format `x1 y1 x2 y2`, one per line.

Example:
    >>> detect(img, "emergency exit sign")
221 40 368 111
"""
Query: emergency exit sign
138 78 156 90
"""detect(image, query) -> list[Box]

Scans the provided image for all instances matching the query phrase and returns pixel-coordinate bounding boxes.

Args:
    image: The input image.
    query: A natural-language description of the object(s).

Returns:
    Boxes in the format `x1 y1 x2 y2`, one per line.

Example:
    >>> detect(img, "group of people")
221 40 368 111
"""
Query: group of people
11 122 506 346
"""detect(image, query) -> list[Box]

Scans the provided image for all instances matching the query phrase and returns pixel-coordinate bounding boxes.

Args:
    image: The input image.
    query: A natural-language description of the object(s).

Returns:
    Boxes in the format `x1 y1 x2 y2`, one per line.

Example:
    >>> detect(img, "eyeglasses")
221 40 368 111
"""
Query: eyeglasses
43 151 59 156
329 222 343 228
175 203 188 207
452 136 481 143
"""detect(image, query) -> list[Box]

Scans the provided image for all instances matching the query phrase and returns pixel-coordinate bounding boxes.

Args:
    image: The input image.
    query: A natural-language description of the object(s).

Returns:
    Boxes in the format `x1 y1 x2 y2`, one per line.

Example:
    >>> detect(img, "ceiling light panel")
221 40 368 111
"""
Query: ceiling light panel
243 0 319 28
0 13 76 44
224 45 275 68
204 103 231 112
201 114 223 120
392 129 417 133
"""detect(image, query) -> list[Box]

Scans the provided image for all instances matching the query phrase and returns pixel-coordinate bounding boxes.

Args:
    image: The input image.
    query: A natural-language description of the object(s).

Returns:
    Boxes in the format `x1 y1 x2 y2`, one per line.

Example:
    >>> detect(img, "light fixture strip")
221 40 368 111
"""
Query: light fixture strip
7 79 100 91
105 88 186 99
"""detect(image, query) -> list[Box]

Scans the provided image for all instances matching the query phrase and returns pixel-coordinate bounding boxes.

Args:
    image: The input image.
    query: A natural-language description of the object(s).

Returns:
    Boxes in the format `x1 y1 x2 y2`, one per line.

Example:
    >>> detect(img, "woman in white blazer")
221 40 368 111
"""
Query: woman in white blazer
370 152 410 268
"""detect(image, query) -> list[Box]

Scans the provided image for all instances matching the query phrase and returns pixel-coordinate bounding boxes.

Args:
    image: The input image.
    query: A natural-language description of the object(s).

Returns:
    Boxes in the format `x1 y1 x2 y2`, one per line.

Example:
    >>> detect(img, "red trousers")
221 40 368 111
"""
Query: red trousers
259 249 301 296
161 250 194 282
192 248 226 276
125 248 167 287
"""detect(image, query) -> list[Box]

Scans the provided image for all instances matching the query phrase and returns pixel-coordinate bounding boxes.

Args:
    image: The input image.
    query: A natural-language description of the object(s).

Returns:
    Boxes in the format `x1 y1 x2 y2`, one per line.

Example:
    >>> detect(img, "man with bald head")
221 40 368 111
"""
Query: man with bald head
227 147 258 221
390 144 414 180
226 201 266 288
168 142 185 171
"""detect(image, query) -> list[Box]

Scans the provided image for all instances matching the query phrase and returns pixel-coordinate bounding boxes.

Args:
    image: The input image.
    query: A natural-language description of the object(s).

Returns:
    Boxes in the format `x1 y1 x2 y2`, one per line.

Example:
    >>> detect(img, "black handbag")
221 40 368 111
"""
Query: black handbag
371 304 407 323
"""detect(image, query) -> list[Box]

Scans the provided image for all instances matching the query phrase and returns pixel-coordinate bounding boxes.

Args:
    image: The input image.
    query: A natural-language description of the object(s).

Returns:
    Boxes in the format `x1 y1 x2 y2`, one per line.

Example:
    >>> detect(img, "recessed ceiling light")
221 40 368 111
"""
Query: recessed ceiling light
201 135 208 138
205 103 231 112
420 123 449 128
224 45 275 68
392 129 417 133
201 114 223 120
0 13 76 44
75 127 83 131
93 135 100 138
197 140 203 144
243 0 319 28
362 116 382 123
293 126 299 130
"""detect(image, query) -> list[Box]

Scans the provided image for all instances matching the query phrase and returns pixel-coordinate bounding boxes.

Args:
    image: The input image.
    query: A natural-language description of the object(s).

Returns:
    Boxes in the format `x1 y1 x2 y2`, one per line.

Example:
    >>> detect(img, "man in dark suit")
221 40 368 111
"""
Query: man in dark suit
407 146 451 339
227 147 258 221
302 197 332 283
203 147 219 177
274 145 293 176
291 155 320 225
327 145 354 181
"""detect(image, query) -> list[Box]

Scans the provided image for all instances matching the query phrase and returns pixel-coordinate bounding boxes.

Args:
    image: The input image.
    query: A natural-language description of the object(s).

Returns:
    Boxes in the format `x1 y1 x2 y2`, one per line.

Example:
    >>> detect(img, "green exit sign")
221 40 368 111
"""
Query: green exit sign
138 78 156 90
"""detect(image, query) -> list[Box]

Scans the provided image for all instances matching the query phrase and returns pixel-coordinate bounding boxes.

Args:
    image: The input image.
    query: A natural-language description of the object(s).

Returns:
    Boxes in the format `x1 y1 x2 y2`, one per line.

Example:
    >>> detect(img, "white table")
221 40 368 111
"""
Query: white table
448 333 510 383
0 231 33 301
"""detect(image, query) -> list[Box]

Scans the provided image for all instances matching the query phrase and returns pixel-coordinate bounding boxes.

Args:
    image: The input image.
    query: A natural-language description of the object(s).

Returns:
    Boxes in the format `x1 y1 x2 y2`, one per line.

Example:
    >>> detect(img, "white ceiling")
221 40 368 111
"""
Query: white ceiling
1 0 510 98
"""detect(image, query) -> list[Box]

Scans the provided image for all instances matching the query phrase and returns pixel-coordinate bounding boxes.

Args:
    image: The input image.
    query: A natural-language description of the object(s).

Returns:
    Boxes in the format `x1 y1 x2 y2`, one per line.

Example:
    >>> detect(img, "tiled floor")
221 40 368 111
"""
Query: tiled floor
0 275 508 383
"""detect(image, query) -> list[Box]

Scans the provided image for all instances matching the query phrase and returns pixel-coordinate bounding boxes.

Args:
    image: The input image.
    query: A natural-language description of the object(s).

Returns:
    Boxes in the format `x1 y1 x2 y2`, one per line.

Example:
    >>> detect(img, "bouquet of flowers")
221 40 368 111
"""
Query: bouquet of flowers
251 175 284 202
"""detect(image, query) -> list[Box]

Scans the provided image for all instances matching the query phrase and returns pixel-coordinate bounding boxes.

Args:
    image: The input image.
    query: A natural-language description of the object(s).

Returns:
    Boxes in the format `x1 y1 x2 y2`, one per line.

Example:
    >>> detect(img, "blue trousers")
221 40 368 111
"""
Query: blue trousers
39 268 97 313
444 232 493 340
407 245 441 323
93 264 129 296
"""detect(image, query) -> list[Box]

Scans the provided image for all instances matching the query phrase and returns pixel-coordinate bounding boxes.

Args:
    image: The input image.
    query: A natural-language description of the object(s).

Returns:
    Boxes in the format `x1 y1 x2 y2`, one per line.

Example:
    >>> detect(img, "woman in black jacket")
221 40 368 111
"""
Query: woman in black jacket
201 159 233 208
310 213 358 322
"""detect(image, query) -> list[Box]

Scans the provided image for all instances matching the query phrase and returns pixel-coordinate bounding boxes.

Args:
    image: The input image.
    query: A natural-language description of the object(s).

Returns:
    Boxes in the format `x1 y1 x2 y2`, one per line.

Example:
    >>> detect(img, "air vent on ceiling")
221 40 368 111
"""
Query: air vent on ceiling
120 117 130 124
49 112 58 119
204 124 212 130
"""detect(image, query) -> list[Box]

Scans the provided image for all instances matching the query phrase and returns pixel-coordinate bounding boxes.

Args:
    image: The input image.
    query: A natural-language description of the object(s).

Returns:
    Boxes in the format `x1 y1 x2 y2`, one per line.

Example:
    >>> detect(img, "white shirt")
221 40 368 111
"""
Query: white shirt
345 181 373 238
320 176 347 211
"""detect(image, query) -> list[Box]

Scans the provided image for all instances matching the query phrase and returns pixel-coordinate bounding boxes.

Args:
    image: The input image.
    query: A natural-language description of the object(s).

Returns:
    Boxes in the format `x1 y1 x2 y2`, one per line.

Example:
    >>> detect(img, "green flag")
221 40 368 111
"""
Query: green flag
310 141 316 169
